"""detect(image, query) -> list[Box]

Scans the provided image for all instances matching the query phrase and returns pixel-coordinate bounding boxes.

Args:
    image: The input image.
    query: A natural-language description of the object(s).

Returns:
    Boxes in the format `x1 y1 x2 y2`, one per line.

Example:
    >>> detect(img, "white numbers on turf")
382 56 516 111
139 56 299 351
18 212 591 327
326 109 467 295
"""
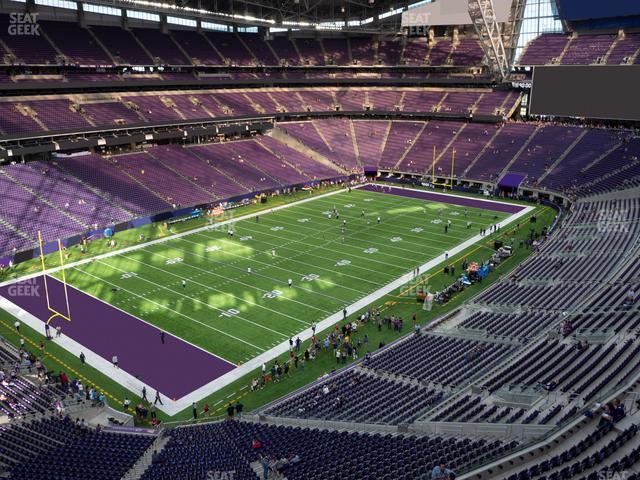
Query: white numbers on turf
165 257 183 265
344 204 354 208
321 210 333 216
262 289 283 299
363 248 378 254
205 245 222 252
411 227 424 233
431 219 443 224
240 236 252 241
335 259 351 267
219 308 239 318
301 274 319 282
270 226 284 231
298 218 310 223
450 211 460 216
121 272 137 279
390 236 402 243
363 198 373 202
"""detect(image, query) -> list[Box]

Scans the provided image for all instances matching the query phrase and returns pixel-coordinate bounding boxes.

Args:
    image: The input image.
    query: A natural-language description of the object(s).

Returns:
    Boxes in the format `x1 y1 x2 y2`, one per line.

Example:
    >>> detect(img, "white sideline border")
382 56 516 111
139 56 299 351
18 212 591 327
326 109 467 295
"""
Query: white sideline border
0 184 534 416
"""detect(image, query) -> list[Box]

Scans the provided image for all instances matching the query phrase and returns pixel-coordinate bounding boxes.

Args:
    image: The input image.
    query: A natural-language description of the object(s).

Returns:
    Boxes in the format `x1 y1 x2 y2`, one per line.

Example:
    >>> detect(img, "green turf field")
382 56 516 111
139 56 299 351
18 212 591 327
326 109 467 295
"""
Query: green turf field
52 188 511 365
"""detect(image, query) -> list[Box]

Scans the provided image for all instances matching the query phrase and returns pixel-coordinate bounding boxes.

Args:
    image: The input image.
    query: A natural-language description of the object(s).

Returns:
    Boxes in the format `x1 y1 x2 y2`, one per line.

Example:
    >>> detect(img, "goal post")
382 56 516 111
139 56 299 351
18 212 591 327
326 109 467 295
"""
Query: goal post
37 231 72 324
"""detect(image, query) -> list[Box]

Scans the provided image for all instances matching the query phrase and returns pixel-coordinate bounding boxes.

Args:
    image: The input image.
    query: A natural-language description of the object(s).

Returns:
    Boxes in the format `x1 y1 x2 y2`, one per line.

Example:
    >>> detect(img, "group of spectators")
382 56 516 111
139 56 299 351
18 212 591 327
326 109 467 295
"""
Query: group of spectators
250 307 383 393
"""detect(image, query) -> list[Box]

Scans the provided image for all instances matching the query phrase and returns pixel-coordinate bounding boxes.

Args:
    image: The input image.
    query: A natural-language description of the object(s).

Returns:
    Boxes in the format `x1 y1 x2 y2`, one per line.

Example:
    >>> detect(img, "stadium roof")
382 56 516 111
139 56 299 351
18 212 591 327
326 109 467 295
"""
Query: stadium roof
96 0 409 30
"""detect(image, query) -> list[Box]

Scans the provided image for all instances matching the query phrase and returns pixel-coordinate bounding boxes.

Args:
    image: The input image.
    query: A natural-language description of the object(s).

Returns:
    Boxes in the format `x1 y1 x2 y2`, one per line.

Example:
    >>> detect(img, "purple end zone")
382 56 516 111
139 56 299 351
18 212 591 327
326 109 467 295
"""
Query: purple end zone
0 276 235 399
358 184 526 214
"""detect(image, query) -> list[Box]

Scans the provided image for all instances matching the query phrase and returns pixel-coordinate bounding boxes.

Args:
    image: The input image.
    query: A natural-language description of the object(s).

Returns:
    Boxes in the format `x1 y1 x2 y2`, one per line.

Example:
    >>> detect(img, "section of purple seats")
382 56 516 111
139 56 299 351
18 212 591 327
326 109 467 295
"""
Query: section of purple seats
29 99 91 131
171 29 224 65
205 31 253 65
297 90 334 111
562 34 615 65
377 40 403 65
379 121 424 169
3 161 130 228
450 38 484 65
163 94 214 119
440 122 495 176
142 420 512 480
427 39 453 65
90 25 154 65
402 39 428 65
121 95 182 123
312 118 359 170
238 33 278 65
518 34 569 65
0 15 58 65
110 152 212 207
80 101 144 126
0 171 86 244
401 90 445 112
334 88 365 111
295 38 324 65
440 92 481 114
323 38 349 65
56 153 171 215
353 120 389 169
40 21 111 66
398 120 465 173
259 135 337 180
466 123 537 181
511 125 583 186
8 417 155 480
350 37 375 65
263 368 442 424
132 28 190 65
146 144 242 199
606 33 640 64
0 102 43 136
268 37 300 65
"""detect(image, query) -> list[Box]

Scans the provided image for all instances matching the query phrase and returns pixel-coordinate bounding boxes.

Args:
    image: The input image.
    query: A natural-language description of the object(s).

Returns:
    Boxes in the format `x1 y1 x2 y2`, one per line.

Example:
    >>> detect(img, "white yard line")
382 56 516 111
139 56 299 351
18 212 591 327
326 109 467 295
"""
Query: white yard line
0 184 534 416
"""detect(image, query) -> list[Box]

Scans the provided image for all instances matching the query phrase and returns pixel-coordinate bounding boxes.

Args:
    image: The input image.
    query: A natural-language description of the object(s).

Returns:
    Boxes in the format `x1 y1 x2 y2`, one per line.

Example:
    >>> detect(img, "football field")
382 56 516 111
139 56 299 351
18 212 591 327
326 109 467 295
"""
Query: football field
52 185 514 365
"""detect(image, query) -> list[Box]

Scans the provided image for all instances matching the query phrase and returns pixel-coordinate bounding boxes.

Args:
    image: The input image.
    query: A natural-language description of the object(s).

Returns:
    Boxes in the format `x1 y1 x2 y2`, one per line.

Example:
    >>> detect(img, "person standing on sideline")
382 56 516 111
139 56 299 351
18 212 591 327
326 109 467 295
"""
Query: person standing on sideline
311 322 316 335
445 251 449 261
154 390 163 405
142 386 148 402
79 352 86 365
343 307 347 320
112 355 118 369
181 279 186 289
56 325 62 338
192 402 198 419
160 330 165 344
